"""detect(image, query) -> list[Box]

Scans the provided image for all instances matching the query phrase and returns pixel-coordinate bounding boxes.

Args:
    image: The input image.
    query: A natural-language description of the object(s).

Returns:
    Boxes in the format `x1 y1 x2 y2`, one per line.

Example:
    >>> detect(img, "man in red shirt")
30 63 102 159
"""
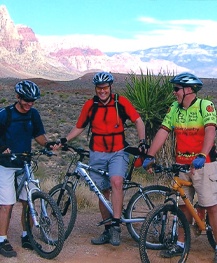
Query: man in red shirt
59 72 146 246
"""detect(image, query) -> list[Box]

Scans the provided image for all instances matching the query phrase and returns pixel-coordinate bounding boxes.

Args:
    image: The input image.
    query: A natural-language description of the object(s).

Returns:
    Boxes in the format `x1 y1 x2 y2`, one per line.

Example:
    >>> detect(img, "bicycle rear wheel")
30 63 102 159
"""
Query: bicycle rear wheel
25 191 65 259
139 204 191 263
49 183 77 240
125 185 172 243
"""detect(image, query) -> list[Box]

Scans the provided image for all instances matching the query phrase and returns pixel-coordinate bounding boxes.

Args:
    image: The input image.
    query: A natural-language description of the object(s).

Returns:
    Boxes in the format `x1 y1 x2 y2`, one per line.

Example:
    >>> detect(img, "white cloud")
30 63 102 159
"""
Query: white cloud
38 18 217 53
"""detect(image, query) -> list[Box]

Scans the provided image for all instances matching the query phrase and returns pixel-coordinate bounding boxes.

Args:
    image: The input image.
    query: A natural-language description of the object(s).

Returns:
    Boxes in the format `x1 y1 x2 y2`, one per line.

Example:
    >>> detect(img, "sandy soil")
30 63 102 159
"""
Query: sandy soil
3 202 215 263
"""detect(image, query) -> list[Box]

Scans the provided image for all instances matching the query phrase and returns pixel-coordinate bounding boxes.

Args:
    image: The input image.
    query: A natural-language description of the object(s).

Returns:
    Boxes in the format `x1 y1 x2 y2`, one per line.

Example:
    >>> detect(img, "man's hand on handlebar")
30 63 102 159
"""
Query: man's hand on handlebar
142 155 155 173
0 146 11 153
138 139 149 154
45 137 68 151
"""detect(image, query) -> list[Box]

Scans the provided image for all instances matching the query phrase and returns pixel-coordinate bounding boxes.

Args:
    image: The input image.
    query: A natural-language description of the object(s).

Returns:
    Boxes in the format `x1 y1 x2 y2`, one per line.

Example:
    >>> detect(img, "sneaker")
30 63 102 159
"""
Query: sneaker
109 226 121 246
160 244 184 258
214 249 217 263
91 230 110 245
0 239 17 258
21 235 33 250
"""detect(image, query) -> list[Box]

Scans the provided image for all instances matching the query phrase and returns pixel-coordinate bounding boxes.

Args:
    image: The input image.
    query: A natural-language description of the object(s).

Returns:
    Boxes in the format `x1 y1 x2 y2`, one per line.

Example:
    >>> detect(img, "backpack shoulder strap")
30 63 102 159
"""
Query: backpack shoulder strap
87 96 99 138
5 105 12 128
199 98 203 116
115 94 128 125
0 105 12 138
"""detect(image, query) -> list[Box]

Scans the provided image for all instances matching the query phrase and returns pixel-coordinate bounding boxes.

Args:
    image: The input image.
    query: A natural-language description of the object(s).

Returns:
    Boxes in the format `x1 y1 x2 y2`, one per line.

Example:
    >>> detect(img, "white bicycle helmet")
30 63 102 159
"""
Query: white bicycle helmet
93 72 114 85
170 73 203 92
15 80 40 100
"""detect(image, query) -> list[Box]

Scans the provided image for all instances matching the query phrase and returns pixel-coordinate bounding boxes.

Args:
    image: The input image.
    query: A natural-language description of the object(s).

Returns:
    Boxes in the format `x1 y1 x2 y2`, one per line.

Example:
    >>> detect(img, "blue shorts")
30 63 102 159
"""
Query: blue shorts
89 150 129 191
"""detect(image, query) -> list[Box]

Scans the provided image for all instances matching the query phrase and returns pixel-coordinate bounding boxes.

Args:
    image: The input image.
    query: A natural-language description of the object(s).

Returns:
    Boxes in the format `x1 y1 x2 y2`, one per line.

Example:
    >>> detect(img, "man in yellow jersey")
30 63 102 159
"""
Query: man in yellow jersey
143 73 217 262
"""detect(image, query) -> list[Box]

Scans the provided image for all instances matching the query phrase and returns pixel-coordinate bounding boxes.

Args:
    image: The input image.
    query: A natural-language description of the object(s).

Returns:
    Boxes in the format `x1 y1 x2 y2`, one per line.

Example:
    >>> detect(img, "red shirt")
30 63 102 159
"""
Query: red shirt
76 94 140 152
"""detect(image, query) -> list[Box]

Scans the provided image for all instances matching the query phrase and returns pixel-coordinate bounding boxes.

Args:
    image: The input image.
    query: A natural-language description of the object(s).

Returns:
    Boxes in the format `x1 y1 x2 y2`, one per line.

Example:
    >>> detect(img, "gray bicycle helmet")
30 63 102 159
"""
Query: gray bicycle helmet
15 80 40 100
93 72 114 85
170 72 203 92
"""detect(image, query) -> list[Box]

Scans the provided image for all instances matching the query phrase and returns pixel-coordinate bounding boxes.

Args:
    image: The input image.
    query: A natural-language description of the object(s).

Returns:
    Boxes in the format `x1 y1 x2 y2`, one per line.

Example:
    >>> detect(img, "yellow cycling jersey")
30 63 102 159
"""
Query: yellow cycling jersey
161 98 217 164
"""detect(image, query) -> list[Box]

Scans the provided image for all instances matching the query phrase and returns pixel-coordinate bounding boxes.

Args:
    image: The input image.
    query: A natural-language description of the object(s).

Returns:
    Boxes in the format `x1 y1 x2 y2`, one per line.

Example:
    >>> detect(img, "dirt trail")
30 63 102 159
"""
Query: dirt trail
4 202 215 263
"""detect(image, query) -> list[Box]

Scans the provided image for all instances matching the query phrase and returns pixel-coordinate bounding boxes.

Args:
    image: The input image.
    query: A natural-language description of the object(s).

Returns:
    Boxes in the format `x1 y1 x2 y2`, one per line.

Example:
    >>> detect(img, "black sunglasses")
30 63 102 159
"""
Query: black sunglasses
173 86 183 92
22 98 36 103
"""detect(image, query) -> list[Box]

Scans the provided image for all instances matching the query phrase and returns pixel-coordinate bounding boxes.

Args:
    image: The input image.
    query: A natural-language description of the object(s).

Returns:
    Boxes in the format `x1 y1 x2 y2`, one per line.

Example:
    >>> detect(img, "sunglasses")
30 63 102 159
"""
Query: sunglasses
95 85 110 92
22 98 36 103
173 86 183 92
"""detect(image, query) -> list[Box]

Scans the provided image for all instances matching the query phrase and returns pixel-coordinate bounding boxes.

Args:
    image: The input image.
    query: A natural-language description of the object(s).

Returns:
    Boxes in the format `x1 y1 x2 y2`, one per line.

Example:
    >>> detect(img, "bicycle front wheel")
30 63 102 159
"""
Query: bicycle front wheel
25 191 65 259
139 204 191 263
49 183 77 240
125 185 172 243
206 213 216 249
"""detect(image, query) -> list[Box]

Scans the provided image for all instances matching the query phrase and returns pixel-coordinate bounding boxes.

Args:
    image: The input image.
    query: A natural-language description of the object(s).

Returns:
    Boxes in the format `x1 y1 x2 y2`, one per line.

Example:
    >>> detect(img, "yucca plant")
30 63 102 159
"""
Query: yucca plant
123 69 176 164
123 69 174 138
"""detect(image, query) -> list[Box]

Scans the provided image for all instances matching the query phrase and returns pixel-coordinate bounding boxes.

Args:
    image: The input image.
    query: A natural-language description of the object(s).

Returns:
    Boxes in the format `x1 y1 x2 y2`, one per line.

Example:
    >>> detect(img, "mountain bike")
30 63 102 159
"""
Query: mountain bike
49 144 172 242
139 164 216 263
2 149 65 259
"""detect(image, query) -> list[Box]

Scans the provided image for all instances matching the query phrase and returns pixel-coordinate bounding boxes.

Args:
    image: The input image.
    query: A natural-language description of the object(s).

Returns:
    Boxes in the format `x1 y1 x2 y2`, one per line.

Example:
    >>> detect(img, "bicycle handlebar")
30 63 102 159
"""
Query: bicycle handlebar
124 146 147 157
61 144 90 158
0 148 56 160
61 144 146 159
153 164 191 174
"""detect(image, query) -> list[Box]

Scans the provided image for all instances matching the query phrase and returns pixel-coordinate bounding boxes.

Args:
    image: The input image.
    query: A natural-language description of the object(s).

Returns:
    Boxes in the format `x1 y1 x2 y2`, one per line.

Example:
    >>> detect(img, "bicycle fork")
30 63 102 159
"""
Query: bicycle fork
25 180 43 228
57 175 73 216
160 195 180 244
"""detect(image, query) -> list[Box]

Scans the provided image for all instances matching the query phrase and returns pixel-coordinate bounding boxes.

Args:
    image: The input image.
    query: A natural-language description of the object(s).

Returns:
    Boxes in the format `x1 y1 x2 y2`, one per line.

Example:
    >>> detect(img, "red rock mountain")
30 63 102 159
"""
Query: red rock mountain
0 5 203 80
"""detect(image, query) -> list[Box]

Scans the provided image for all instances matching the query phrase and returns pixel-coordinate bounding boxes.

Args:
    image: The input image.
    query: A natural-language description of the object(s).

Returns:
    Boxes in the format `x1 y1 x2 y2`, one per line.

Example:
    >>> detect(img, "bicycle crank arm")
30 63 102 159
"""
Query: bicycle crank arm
96 217 112 226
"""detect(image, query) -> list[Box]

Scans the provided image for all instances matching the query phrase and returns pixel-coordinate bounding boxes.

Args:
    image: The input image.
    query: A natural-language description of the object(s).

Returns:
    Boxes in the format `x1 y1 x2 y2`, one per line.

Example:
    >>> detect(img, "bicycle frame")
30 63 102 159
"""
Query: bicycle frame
16 161 47 227
171 176 207 231
72 161 145 224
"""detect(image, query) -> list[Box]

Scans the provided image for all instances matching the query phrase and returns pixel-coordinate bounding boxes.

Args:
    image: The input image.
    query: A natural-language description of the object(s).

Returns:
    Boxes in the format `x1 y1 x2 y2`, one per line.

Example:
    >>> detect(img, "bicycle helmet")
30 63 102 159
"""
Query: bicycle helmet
170 72 203 92
93 72 114 85
15 80 40 100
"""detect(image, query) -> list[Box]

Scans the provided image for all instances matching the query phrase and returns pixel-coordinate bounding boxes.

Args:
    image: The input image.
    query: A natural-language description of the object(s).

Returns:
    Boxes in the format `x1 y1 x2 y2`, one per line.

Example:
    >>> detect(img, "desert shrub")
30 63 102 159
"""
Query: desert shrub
123 69 175 164
0 98 7 104
76 182 98 210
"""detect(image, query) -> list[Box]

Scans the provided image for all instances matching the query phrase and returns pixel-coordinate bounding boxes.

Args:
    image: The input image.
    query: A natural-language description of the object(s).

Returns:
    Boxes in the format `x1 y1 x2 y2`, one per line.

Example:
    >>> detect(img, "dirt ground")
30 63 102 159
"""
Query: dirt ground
2 202 214 263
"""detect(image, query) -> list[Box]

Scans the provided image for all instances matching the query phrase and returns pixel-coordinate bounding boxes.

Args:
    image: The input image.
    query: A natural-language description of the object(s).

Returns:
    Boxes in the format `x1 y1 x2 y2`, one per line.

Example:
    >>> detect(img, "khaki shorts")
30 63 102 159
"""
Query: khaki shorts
0 165 35 205
179 161 217 207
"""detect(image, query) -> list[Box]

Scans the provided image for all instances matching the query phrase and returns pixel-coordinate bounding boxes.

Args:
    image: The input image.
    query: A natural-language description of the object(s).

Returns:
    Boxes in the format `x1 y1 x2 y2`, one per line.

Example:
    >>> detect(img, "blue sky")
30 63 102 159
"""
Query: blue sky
1 0 217 52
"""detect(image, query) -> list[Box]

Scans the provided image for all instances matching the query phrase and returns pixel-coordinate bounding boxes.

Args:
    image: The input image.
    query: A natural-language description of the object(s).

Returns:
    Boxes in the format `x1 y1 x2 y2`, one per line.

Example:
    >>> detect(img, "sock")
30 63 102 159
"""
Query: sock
0 236 7 242
105 225 111 232
22 231 27 237
177 241 185 248
111 218 120 227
